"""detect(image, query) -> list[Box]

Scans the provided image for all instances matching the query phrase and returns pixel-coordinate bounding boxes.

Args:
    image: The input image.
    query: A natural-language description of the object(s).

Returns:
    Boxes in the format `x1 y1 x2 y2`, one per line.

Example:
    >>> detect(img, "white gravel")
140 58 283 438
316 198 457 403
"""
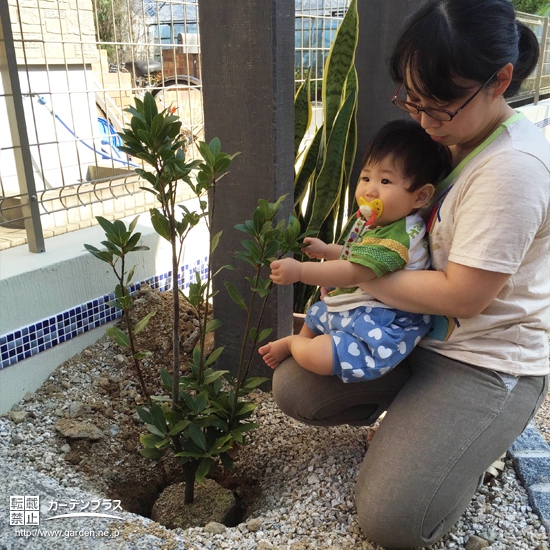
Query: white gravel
0 338 549 550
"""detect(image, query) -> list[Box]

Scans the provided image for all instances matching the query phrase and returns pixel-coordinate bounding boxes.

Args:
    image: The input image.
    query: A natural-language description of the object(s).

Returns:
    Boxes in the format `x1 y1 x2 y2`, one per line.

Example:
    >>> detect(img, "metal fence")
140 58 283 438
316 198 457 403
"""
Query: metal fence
0 0 347 252
0 2 547 253
513 12 550 104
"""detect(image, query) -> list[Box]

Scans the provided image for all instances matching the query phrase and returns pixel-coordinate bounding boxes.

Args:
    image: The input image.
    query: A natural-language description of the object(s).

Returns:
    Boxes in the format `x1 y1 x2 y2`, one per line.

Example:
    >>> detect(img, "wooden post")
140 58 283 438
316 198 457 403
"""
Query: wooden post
350 0 425 192
198 0 295 378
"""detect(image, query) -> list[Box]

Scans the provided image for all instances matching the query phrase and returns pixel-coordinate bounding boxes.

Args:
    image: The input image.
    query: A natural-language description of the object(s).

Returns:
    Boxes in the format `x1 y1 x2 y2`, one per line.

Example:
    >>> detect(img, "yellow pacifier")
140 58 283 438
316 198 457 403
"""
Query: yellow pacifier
357 197 383 225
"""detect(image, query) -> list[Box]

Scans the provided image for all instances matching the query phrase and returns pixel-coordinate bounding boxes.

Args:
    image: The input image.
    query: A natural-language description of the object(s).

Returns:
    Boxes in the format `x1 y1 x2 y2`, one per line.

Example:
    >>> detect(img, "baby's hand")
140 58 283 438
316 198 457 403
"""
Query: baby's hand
302 237 327 260
270 258 301 285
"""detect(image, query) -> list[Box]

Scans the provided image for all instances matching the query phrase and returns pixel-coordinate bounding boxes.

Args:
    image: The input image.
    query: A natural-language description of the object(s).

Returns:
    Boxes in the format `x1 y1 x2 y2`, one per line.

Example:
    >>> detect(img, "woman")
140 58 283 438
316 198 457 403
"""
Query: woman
272 0 550 547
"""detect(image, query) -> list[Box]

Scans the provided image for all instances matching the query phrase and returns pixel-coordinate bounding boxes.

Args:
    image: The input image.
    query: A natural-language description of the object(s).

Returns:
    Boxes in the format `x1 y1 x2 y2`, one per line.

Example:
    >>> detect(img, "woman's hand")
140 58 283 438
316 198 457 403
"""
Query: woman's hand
270 258 302 285
302 237 328 259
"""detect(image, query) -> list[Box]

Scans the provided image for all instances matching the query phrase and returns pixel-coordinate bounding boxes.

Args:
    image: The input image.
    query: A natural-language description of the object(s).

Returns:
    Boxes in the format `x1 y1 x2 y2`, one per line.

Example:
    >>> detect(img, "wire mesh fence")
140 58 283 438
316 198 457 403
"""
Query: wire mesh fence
0 1 547 252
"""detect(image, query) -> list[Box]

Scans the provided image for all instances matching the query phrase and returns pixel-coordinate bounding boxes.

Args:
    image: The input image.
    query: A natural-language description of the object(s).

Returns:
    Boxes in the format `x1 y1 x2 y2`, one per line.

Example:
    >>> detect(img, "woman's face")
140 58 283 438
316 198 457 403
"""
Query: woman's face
402 76 507 151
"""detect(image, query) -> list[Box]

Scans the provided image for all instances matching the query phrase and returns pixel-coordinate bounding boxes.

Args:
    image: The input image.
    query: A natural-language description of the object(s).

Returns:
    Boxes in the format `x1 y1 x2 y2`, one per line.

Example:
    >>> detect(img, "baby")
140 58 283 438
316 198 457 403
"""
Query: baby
259 119 452 382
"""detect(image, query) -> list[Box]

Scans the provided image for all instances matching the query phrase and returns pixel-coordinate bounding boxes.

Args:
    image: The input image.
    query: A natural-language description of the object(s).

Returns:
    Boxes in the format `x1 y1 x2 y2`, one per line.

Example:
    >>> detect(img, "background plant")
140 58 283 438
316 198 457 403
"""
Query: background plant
293 0 359 313
84 216 154 404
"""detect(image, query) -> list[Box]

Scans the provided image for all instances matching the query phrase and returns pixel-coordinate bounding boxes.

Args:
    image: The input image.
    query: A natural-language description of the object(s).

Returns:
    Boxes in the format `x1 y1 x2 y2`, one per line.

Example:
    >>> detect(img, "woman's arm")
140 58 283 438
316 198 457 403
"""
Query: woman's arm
358 261 511 319
270 257 377 288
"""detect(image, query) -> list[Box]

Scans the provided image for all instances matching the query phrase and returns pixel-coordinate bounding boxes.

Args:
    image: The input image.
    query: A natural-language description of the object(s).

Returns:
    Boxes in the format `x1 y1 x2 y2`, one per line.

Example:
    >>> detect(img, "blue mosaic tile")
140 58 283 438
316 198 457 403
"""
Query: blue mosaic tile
0 257 209 370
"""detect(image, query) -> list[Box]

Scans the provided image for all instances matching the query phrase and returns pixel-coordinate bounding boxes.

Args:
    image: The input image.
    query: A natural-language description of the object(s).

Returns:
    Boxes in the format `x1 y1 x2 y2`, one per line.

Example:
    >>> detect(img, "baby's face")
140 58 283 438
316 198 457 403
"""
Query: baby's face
356 156 421 227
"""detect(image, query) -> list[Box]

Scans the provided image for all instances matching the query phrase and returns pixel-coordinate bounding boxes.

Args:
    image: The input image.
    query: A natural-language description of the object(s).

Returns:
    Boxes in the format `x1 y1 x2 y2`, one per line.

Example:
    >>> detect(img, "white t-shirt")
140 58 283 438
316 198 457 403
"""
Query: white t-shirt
420 113 550 376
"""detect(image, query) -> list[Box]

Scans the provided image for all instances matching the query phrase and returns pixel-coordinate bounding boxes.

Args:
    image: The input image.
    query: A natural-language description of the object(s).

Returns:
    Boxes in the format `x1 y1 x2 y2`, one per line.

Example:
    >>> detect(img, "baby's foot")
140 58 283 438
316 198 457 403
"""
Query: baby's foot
258 337 292 369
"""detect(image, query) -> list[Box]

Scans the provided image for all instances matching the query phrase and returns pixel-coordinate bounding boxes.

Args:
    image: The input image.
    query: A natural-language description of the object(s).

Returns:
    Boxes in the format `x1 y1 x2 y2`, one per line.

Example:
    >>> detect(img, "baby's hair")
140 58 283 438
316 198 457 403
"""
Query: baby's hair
361 119 452 192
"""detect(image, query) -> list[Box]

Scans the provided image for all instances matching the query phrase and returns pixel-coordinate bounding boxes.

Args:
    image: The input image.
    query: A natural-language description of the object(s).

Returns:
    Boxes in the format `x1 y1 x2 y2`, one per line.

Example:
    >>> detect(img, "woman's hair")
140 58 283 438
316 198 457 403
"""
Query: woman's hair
362 119 452 191
389 0 539 100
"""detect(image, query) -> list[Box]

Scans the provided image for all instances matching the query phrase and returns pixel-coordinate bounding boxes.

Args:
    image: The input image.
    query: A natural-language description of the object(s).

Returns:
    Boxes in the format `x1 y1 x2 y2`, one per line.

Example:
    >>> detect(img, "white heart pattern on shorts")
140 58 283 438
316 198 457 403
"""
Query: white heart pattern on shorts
348 342 360 356
423 315 431 324
341 362 353 370
365 356 376 368
415 336 422 346
378 346 393 359
398 341 407 355
320 312 327 323
316 325 324 332
352 369 365 378
363 314 375 325
311 305 319 315
341 317 352 328
368 328 383 340
333 335 341 346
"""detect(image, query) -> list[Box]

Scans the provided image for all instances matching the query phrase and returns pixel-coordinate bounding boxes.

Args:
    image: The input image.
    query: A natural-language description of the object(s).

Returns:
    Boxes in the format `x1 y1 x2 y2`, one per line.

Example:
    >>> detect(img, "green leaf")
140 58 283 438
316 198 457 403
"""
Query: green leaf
231 422 259 436
150 208 171 241
188 423 207 451
150 403 167 435
209 137 221 156
220 453 234 471
294 125 322 207
143 91 159 126
194 391 208 413
205 346 225 367
322 0 358 138
224 282 247 310
243 376 270 390
294 70 312 158
235 402 257 417
84 244 113 264
135 406 152 424
125 265 137 285
196 458 214 483
140 447 163 460
306 91 356 235
204 369 229 385
145 423 165 438
258 328 273 343
205 319 222 333
140 433 163 448
160 369 173 391
211 230 223 254
106 327 130 348
167 420 191 436
134 310 156 335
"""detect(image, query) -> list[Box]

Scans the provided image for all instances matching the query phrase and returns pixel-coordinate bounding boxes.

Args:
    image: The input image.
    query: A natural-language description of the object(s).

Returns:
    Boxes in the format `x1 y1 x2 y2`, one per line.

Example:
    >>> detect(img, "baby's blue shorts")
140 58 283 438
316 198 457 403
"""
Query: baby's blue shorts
305 301 432 383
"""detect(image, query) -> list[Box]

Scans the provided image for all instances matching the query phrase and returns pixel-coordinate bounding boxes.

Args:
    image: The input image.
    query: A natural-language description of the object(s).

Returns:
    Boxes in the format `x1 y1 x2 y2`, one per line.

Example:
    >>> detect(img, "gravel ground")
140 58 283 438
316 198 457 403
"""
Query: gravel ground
1 336 549 550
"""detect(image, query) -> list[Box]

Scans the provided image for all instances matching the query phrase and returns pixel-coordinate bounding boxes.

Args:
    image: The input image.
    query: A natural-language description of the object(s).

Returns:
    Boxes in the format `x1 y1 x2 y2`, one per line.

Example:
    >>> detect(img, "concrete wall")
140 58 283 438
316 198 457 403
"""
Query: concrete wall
0 200 209 413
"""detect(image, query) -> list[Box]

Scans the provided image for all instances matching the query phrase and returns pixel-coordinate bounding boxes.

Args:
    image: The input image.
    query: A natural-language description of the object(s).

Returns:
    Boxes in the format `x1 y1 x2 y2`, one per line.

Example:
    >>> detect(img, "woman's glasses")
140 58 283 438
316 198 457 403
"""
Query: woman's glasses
391 73 497 122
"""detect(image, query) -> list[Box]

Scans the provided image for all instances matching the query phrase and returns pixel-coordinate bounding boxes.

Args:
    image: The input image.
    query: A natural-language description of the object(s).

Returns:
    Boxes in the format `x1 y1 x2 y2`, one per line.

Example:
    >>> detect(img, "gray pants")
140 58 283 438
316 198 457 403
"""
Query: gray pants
272 346 548 549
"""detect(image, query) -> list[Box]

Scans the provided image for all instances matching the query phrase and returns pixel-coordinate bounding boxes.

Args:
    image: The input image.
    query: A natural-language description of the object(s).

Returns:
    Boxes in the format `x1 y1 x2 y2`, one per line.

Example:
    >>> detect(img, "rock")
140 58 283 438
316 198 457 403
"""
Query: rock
536 544 549 550
115 354 126 364
69 401 85 418
465 535 490 550
61 380 70 389
151 478 236 530
23 391 35 401
83 349 93 357
246 518 263 532
10 411 27 424
10 433 23 445
257 543 274 550
60 444 71 454
55 419 103 440
204 521 226 535
11 404 23 412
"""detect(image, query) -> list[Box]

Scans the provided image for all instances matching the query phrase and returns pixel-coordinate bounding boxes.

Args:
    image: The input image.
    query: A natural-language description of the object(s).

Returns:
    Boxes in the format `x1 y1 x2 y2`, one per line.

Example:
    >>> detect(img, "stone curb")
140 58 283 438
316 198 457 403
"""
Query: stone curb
509 420 550 533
